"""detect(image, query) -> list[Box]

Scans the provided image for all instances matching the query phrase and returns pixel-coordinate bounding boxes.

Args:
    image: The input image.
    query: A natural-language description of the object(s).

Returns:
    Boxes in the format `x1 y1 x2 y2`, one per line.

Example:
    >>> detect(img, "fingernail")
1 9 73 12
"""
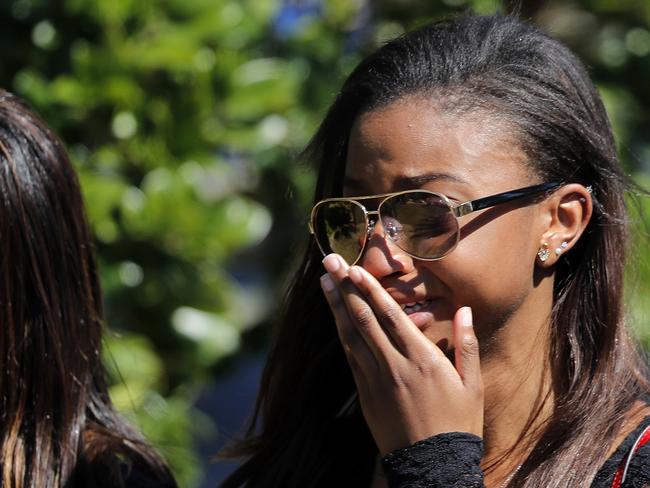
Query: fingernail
320 274 335 292
348 266 363 284
461 307 473 328
322 254 340 273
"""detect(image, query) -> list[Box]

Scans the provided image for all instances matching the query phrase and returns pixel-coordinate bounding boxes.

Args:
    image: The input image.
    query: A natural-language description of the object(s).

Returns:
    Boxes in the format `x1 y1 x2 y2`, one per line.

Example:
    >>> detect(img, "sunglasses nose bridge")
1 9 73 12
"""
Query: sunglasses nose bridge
366 210 383 236
366 209 403 245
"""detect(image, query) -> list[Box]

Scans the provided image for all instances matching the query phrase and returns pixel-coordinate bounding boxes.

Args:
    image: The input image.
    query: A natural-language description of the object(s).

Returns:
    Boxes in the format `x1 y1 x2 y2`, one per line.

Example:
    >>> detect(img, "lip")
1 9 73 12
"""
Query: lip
383 280 447 328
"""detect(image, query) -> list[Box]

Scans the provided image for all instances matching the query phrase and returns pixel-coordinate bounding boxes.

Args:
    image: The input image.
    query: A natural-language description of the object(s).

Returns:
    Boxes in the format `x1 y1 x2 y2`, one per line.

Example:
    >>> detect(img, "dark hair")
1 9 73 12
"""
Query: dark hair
222 14 649 487
0 90 176 488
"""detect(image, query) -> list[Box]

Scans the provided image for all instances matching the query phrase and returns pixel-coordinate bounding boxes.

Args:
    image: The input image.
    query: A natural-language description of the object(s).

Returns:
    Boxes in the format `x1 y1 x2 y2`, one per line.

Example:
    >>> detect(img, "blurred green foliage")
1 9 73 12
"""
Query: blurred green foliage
1 0 650 485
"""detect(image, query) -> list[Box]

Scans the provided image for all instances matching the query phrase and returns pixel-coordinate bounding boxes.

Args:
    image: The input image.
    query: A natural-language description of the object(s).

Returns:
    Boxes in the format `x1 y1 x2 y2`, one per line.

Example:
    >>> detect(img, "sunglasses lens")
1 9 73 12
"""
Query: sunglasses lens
381 192 459 259
313 200 367 264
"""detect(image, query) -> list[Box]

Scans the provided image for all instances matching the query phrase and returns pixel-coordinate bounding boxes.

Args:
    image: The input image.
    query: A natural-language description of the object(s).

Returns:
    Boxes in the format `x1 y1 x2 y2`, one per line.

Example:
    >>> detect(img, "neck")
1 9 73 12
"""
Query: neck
479 299 554 482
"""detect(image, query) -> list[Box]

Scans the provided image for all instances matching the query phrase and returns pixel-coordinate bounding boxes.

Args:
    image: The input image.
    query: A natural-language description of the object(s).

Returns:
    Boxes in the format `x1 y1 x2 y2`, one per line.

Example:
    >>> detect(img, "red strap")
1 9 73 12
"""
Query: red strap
611 424 650 488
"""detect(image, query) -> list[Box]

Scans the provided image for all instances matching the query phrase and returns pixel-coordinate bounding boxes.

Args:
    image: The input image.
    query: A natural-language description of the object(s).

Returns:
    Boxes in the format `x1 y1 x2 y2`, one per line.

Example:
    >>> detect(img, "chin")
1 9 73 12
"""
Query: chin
416 316 454 352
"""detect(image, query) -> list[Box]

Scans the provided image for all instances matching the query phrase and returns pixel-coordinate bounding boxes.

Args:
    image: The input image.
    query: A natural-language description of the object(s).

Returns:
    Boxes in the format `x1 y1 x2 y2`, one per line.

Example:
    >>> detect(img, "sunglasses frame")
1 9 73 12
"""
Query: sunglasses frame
309 181 563 265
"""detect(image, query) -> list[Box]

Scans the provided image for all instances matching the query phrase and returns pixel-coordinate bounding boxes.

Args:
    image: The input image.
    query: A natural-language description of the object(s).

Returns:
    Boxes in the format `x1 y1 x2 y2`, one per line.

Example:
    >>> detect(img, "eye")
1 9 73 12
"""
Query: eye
408 215 455 239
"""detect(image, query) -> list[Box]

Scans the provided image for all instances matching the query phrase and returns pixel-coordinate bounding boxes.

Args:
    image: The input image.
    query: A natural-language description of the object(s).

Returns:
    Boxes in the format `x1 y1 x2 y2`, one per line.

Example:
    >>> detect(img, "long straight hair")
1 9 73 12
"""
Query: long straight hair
222 15 649 487
0 90 176 487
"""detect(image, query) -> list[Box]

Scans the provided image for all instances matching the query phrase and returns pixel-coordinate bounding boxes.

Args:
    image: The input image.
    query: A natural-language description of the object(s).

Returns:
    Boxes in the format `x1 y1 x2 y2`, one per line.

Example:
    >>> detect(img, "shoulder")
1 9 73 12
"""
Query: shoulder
620 435 650 488
593 415 650 488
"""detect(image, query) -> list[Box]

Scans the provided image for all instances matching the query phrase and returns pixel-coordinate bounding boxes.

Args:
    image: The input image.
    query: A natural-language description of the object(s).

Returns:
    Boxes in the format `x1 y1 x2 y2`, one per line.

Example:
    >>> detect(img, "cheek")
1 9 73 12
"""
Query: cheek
431 213 536 329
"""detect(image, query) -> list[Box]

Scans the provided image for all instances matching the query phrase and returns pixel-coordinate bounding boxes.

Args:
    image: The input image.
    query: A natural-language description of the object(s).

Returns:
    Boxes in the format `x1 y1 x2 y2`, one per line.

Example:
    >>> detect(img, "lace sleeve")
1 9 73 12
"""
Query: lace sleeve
380 432 485 488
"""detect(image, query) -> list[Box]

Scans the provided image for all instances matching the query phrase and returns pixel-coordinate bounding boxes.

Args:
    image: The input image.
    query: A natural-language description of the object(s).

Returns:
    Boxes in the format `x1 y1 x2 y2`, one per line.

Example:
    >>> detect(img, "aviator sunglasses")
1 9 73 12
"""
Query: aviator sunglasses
309 182 562 266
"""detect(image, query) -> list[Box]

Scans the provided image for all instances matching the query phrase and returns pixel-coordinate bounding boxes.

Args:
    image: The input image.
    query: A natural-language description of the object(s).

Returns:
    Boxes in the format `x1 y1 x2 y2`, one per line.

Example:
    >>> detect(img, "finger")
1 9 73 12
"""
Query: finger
320 273 377 379
452 307 482 391
323 255 397 364
348 265 443 359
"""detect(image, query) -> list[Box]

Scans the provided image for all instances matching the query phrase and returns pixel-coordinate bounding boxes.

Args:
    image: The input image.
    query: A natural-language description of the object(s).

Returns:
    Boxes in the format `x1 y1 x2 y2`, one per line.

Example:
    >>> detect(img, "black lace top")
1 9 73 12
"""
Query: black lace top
380 416 650 487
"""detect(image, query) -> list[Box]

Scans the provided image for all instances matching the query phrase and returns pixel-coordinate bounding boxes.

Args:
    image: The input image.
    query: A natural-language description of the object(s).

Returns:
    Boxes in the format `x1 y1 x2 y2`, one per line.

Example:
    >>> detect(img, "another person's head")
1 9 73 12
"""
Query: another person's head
223 14 646 487
0 90 175 487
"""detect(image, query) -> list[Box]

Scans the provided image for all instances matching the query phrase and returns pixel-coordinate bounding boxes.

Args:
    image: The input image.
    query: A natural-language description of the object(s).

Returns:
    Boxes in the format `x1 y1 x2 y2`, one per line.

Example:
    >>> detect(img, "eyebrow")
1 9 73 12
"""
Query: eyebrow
344 171 469 191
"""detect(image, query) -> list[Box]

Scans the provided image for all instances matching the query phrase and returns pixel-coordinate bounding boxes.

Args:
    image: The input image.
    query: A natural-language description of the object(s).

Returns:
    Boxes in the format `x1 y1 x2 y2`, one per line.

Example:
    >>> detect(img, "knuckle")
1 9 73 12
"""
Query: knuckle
461 335 480 356
413 362 429 377
413 356 437 377
388 352 438 382
353 306 375 330
386 369 409 390
377 304 402 324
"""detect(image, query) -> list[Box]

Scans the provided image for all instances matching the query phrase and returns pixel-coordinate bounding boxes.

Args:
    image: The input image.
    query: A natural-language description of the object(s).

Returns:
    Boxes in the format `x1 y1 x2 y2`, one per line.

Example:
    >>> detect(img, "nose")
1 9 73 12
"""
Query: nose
358 218 415 279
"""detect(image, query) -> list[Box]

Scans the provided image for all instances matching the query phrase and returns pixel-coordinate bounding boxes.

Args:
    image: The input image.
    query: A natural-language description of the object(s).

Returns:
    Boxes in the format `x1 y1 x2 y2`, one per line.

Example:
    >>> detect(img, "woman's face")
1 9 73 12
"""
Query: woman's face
344 97 547 354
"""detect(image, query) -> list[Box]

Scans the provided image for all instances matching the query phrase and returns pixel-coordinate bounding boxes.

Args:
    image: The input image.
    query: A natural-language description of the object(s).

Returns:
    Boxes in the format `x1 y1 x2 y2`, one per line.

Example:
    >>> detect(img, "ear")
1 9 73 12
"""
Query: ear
536 184 593 267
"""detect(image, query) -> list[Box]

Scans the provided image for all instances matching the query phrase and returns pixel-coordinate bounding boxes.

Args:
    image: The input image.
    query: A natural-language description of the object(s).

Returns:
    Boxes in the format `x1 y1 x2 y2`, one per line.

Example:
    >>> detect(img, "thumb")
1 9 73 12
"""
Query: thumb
453 307 482 391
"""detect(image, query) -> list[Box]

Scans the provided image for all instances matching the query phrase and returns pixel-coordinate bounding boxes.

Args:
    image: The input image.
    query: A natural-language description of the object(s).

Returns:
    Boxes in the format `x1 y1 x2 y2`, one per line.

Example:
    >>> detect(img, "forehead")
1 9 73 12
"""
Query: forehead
344 97 533 196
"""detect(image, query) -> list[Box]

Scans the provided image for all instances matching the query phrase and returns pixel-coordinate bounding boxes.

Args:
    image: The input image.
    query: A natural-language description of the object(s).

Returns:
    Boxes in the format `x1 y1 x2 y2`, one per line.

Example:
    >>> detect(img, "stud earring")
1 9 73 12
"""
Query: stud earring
555 241 569 256
537 243 550 262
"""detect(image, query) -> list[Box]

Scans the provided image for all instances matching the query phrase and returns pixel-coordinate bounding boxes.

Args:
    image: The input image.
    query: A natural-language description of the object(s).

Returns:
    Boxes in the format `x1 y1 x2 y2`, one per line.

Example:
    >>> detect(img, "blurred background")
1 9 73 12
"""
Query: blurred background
1 0 650 486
